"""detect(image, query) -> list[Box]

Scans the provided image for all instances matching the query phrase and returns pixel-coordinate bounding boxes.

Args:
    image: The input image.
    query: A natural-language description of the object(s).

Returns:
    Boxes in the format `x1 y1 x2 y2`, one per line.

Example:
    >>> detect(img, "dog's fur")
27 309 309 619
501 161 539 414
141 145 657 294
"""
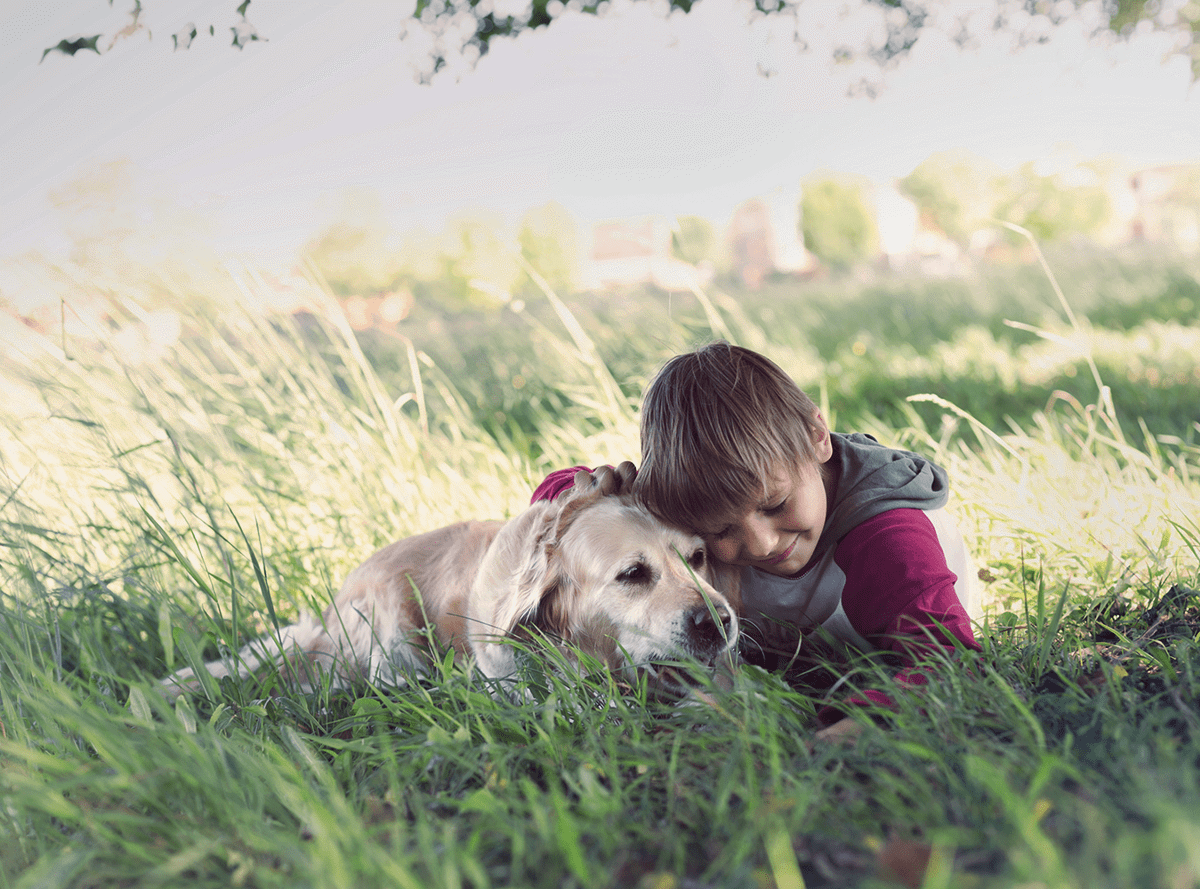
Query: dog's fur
161 469 740 697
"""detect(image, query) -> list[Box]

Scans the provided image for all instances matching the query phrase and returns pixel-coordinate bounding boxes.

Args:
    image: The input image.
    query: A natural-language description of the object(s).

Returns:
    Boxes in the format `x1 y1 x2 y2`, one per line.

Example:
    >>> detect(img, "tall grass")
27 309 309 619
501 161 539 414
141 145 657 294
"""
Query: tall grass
1 252 1198 887
382 246 1200 448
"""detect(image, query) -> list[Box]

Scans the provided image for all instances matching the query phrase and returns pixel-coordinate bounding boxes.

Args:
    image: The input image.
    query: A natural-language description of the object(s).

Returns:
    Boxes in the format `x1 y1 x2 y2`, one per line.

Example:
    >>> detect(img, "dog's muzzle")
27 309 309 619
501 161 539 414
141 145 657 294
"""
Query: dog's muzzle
683 599 737 660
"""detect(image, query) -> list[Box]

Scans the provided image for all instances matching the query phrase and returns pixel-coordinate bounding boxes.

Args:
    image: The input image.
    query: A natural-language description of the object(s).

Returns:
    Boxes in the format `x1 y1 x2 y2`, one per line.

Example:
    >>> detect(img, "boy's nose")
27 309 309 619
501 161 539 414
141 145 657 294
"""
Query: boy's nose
741 519 777 561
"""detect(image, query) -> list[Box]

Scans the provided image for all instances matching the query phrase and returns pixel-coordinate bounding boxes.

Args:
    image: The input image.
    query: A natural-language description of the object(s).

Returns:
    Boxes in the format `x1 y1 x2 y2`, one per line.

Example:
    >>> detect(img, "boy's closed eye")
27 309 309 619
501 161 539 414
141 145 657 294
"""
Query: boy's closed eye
707 498 790 540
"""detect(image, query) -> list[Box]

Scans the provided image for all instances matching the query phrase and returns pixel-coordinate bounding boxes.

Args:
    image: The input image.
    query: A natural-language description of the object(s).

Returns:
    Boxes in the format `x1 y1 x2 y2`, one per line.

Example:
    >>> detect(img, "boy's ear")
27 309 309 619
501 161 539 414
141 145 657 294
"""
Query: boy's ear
812 412 834 462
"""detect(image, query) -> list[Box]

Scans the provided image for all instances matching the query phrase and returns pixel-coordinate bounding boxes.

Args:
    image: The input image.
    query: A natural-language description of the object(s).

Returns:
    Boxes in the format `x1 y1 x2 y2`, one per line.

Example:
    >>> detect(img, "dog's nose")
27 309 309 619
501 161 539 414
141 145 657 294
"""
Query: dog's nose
685 600 736 653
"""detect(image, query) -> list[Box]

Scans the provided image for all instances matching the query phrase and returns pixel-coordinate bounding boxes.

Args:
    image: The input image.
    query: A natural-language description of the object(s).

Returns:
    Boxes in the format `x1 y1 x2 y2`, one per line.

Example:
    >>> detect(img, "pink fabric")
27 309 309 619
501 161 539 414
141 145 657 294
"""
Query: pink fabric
835 509 979 657
813 509 978 726
530 466 594 503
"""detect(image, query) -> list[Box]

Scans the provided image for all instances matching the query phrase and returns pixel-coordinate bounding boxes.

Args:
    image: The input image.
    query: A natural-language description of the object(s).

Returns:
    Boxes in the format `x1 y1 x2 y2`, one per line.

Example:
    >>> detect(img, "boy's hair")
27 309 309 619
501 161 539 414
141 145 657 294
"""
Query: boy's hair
634 342 825 530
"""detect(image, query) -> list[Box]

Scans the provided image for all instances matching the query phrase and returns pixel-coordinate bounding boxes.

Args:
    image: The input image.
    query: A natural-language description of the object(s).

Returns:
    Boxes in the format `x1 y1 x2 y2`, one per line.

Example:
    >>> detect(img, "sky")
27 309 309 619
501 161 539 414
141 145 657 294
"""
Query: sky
2 0 1199 267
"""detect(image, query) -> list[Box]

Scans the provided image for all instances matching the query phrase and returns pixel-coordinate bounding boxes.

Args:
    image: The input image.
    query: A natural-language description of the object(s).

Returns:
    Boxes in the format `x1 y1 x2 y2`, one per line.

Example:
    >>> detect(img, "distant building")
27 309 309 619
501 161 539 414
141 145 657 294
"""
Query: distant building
728 200 774 289
873 185 963 275
727 188 815 288
340 291 414 330
579 215 709 291
1130 165 1200 251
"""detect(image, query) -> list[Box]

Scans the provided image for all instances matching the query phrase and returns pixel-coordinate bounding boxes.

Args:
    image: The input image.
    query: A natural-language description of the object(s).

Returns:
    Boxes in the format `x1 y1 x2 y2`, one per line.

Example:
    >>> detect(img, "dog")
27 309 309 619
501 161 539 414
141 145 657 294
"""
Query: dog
161 466 740 698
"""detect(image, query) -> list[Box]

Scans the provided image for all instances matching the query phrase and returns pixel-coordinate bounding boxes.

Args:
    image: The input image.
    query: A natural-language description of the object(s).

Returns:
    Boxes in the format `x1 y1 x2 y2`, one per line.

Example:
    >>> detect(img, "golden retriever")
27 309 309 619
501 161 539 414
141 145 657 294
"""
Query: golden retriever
161 466 740 697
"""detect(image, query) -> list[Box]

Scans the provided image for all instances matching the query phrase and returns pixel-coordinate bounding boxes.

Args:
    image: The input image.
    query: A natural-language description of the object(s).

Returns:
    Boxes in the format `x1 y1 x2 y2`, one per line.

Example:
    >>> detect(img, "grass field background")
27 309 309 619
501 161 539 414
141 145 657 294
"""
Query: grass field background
1 244 1199 887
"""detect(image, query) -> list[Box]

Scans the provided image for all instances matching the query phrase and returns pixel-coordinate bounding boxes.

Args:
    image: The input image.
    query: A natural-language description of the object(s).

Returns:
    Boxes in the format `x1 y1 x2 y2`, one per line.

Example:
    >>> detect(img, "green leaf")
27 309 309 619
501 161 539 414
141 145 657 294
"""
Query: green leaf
128 686 153 725
41 36 101 63
551 788 591 884
158 602 174 670
764 821 806 889
174 695 198 733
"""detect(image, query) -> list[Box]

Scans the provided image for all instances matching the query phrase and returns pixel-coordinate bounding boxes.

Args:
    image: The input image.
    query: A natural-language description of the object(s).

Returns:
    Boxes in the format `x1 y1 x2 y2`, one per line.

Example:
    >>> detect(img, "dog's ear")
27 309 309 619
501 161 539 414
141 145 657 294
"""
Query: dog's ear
512 571 571 645
467 488 596 679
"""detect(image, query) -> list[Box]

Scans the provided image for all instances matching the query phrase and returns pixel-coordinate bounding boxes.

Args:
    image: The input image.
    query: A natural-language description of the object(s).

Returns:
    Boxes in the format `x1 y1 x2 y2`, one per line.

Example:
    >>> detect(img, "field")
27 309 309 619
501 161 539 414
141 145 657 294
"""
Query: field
2 244 1199 888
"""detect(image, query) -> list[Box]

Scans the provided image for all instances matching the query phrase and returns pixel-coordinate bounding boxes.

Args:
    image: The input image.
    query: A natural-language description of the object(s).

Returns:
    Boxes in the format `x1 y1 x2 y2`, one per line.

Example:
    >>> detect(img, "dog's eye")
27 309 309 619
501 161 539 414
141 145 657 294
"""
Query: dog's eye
617 562 652 584
687 547 706 569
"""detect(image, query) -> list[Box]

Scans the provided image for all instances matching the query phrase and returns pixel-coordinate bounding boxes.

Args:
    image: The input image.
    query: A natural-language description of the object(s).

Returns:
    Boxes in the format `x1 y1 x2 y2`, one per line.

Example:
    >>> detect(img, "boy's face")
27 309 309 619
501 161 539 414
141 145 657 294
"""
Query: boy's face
696 430 835 577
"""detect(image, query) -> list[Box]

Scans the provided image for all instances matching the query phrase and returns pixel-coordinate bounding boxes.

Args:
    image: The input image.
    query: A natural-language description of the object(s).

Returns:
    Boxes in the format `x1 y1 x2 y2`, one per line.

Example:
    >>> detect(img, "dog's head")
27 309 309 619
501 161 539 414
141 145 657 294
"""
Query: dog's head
467 467 739 690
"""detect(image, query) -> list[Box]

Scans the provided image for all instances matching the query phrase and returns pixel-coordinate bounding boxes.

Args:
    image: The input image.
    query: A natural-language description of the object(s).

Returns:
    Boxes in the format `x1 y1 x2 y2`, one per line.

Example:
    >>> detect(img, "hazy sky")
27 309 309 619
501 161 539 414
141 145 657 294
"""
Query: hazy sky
3 0 1198 264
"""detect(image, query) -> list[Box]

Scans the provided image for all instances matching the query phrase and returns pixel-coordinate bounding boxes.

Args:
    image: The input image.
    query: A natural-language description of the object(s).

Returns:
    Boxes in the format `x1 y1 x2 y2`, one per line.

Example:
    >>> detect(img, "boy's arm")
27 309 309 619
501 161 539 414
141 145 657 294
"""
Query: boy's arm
821 508 980 725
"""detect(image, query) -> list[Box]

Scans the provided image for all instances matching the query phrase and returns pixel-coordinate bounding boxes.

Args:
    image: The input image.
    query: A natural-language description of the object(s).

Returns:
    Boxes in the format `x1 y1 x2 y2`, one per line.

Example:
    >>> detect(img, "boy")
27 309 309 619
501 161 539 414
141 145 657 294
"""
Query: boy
533 342 981 729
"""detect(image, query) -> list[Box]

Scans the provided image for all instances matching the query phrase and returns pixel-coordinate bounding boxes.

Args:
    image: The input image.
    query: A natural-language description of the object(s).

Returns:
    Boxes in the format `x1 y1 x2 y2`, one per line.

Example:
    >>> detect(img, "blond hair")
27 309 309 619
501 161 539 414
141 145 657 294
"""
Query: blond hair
634 342 825 530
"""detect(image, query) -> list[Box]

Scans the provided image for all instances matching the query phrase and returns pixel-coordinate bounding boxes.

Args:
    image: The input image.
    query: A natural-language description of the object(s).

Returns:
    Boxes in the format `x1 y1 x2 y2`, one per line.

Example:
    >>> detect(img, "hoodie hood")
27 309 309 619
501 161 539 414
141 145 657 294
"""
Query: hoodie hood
816 432 949 557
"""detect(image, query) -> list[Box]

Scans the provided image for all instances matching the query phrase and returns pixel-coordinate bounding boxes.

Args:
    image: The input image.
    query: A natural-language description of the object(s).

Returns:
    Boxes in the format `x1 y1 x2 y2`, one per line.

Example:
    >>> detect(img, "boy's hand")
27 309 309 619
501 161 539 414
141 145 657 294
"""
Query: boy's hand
573 461 637 497
812 716 864 746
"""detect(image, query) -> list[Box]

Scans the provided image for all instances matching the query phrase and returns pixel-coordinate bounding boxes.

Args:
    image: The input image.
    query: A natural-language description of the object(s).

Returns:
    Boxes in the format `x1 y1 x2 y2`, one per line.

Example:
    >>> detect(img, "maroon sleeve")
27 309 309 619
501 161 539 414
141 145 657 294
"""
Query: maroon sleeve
817 509 979 727
835 509 978 658
530 466 594 503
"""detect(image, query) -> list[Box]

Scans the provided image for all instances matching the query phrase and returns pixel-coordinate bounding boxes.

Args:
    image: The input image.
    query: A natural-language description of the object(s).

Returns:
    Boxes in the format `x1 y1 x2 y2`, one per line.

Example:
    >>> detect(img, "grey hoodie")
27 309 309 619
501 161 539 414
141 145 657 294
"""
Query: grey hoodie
817 432 950 558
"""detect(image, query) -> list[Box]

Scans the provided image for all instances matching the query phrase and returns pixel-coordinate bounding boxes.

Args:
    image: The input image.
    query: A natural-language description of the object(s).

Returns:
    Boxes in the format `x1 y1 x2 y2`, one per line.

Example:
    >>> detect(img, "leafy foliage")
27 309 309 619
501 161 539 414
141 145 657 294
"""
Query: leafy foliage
41 0 1200 80
800 176 878 270
994 162 1113 244
518 201 580 297
898 150 1005 246
305 220 405 298
670 215 720 268
900 151 1120 247
40 35 101 63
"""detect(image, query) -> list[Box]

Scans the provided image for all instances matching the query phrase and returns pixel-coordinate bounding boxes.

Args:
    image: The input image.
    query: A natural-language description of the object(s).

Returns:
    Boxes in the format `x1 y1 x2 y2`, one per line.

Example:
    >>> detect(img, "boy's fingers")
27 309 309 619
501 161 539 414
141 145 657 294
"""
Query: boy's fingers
614 461 637 493
573 468 602 493
575 463 637 497
811 717 864 746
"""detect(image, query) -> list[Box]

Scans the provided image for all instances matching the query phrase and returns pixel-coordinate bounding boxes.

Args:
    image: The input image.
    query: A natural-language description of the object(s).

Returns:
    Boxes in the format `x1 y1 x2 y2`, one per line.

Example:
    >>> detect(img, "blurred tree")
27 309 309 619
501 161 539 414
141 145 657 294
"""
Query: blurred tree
52 159 141 272
800 177 878 270
670 215 719 267
44 159 225 308
306 221 405 297
898 150 1005 246
518 201 579 296
994 162 1113 243
437 211 522 308
305 192 408 297
306 198 521 309
305 189 411 296
45 0 1200 82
